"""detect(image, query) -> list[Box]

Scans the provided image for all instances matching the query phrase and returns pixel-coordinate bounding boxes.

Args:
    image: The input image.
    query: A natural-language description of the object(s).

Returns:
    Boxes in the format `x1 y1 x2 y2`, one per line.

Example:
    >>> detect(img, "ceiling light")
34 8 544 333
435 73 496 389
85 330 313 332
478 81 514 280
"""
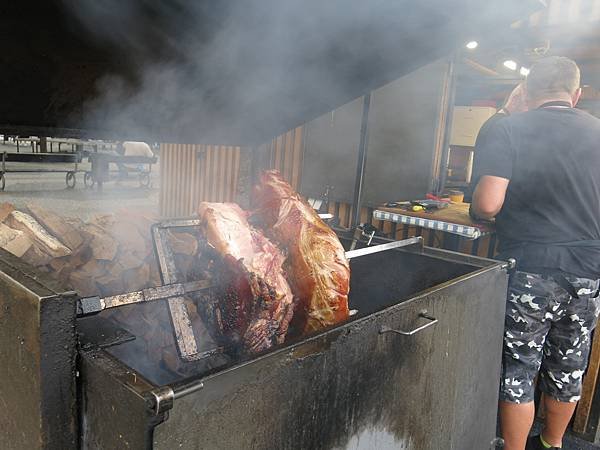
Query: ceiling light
465 41 478 50
503 60 518 71
520 67 530 77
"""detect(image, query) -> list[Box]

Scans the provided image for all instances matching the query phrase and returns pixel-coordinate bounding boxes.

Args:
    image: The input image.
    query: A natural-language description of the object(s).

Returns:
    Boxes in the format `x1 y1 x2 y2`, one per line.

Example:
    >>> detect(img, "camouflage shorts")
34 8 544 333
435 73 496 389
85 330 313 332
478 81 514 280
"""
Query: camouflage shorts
500 271 600 403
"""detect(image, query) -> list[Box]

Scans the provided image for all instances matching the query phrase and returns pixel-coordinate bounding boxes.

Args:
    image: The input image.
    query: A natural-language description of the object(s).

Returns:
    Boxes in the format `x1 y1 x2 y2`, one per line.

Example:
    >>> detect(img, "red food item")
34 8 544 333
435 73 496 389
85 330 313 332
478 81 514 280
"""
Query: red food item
253 170 350 334
198 202 295 353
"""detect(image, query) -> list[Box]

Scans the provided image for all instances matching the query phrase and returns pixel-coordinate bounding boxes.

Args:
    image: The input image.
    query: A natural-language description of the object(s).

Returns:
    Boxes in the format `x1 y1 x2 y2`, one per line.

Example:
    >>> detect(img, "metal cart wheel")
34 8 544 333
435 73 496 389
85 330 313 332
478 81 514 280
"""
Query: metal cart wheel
65 171 76 189
139 172 151 188
83 171 95 188
0 172 5 191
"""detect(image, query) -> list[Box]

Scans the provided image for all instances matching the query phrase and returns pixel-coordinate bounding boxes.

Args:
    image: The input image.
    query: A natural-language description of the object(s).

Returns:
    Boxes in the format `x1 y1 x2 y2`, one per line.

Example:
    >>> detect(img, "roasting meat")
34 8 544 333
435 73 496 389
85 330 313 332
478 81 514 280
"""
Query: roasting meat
253 170 350 334
198 202 295 353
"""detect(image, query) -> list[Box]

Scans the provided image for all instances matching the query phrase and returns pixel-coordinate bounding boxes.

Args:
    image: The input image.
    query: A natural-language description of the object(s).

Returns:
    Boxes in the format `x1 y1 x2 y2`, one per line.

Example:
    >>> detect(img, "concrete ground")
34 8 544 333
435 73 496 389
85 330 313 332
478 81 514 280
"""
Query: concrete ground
2 141 600 449
531 421 600 450
0 141 160 219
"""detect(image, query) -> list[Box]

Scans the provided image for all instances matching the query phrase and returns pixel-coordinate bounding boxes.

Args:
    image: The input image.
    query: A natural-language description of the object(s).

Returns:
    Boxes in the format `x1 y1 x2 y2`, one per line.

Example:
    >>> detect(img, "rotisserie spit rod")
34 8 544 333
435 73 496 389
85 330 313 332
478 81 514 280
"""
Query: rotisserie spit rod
76 279 212 316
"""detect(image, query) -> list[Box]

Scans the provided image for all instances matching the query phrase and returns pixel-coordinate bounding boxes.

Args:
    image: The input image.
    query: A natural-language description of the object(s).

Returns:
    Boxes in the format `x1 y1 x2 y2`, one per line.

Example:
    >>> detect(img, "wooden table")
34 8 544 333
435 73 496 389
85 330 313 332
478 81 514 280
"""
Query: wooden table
373 202 494 251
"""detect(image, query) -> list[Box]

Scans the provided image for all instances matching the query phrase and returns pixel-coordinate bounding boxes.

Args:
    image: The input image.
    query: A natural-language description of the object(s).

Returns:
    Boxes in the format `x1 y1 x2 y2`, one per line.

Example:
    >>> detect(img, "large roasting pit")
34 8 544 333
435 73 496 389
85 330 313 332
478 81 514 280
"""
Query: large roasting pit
79 239 489 386
78 241 508 450
0 235 508 450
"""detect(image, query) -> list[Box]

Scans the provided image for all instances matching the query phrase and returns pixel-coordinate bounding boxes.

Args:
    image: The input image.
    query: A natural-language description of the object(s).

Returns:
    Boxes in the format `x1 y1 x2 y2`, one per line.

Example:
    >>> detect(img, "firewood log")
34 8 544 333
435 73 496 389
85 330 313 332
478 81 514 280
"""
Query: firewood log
49 257 70 272
116 250 144 272
0 203 15 223
122 263 150 293
168 231 199 256
0 223 32 257
95 273 125 297
80 224 118 261
22 244 54 266
68 270 98 297
78 259 109 278
7 211 71 258
26 203 84 251
111 220 146 252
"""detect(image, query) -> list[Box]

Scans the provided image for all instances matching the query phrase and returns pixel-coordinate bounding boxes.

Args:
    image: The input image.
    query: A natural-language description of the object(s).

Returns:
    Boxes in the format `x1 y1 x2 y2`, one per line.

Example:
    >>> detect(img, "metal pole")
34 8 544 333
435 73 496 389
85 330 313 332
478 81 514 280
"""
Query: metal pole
435 54 458 195
350 93 371 229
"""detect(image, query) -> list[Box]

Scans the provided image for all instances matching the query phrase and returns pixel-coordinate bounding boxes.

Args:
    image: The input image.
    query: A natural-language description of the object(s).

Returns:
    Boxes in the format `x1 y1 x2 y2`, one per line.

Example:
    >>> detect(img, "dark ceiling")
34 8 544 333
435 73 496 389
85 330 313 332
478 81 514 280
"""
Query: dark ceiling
0 1 542 145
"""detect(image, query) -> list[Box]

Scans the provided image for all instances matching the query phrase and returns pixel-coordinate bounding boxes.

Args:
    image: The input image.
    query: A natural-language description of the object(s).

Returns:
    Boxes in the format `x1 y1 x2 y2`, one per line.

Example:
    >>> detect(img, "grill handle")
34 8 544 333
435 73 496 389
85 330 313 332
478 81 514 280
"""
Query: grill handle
379 311 438 336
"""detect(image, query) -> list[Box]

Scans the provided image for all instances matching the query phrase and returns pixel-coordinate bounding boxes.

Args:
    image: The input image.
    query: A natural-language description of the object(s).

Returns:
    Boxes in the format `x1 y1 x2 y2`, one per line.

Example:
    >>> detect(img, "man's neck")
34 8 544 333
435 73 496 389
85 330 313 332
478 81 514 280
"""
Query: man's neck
529 94 573 109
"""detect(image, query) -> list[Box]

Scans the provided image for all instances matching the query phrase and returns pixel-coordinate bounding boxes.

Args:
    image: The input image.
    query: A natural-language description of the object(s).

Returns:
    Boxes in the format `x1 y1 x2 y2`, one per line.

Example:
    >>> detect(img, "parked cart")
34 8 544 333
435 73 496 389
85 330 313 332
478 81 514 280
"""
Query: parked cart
84 153 158 189
0 151 83 190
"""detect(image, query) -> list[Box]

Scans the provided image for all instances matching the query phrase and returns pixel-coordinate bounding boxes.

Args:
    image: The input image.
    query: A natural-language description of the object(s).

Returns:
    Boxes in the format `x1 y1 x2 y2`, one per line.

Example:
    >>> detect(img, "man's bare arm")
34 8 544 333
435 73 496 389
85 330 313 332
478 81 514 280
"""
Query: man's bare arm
472 175 510 220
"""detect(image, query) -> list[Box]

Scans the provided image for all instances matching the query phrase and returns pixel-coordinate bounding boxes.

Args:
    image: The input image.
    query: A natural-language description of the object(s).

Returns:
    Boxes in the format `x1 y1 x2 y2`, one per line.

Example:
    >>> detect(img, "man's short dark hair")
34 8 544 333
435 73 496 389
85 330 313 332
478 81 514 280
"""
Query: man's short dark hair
526 56 580 101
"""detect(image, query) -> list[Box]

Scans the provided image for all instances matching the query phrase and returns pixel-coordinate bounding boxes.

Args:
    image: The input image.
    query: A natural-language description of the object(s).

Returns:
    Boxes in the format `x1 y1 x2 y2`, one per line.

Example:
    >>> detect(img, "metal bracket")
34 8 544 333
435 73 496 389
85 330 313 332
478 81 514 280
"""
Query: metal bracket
500 257 517 273
379 310 438 336
149 386 175 415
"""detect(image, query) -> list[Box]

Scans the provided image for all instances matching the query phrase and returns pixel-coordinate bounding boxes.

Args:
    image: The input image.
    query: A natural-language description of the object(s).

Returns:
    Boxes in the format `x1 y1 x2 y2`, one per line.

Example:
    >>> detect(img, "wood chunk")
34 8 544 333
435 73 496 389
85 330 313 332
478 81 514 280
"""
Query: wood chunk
68 270 98 297
65 246 93 269
0 203 15 223
107 262 125 278
54 265 74 285
22 244 54 267
91 237 118 261
122 263 150 293
0 223 32 257
79 259 108 278
118 210 157 238
6 211 71 258
81 224 118 261
49 257 70 272
96 274 125 297
27 203 84 251
111 221 146 252
168 232 198 256
116 250 144 272
63 217 84 229
89 214 116 231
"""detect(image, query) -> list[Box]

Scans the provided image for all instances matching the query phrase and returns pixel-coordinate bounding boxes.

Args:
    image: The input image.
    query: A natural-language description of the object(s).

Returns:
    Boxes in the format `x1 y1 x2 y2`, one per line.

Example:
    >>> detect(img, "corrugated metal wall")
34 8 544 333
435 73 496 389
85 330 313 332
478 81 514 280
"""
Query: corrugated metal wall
263 125 305 191
159 128 497 257
159 144 240 217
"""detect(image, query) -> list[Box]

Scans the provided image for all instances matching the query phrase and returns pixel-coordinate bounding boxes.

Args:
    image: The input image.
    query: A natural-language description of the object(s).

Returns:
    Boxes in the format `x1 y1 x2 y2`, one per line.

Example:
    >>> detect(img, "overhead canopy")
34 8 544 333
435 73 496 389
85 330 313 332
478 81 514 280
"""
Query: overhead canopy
0 1 542 145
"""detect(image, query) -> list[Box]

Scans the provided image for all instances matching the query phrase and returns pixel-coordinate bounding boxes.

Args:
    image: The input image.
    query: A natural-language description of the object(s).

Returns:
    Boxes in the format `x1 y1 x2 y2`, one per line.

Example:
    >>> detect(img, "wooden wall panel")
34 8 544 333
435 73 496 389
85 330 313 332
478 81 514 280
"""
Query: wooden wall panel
526 0 600 27
159 143 240 217
159 126 302 217
267 125 305 191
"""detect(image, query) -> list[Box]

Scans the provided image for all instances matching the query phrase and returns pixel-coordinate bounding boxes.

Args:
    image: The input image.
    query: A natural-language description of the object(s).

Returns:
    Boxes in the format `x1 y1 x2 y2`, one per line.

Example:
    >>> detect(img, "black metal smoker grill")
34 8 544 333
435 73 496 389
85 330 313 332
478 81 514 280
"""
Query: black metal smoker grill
0 229 510 450
0 2 543 448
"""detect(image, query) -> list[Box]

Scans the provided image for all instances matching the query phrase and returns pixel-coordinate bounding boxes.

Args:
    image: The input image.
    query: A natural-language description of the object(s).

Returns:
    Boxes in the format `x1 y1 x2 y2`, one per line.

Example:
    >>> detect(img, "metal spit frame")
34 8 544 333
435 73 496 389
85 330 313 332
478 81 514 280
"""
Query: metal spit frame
78 237 510 450
76 218 425 362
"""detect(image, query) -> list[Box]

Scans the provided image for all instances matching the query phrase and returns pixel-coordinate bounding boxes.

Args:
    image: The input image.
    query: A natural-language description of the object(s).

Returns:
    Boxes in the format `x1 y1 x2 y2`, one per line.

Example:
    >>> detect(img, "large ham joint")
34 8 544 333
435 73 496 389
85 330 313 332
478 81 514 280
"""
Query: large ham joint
198 170 350 353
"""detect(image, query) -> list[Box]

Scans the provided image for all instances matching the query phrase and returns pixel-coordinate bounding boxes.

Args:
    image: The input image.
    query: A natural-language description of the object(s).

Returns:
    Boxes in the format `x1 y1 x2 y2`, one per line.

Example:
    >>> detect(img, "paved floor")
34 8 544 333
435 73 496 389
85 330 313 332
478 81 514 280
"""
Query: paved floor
531 421 600 450
0 142 160 219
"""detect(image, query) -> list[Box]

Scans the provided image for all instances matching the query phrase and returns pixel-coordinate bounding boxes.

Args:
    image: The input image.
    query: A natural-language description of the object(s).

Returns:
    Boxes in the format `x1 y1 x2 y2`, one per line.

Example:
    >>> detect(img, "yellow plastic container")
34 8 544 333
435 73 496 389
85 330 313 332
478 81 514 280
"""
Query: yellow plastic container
448 190 464 203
